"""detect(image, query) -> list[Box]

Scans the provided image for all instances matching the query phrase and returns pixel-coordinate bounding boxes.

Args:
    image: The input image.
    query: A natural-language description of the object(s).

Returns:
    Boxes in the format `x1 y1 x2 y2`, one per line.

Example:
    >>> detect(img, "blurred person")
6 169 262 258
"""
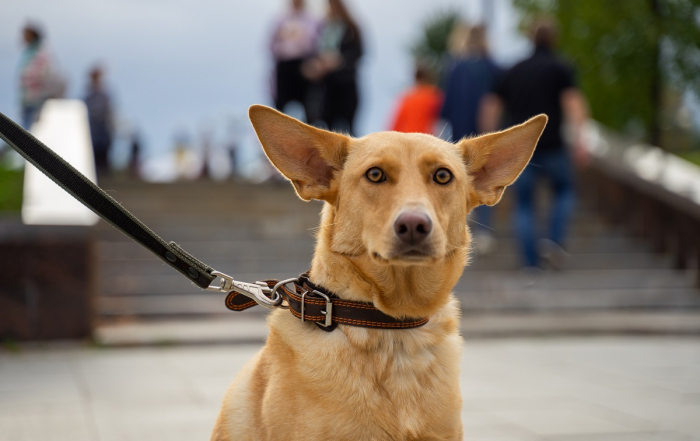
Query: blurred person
198 126 213 180
480 18 589 269
389 65 443 134
173 130 200 180
224 119 241 178
439 21 470 89
84 66 114 176
128 129 142 179
270 0 320 121
303 0 363 135
441 24 502 255
18 22 66 129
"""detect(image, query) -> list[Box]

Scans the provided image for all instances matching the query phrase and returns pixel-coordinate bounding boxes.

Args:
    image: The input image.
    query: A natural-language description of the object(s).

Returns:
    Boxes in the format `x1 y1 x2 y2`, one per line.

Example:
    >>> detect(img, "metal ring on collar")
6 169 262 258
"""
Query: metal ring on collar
270 278 298 309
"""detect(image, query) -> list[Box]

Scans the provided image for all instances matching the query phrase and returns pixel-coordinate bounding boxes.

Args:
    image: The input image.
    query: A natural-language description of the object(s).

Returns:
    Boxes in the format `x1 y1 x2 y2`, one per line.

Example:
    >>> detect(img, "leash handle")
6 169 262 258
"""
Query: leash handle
0 111 215 289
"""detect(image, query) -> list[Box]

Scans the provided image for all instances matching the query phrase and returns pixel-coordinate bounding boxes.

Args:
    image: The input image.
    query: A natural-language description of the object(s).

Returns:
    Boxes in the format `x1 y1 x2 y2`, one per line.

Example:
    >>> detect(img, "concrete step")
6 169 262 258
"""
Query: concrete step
456 287 700 311
96 235 655 265
93 211 612 238
93 311 700 346
467 252 673 271
98 238 316 260
456 268 697 291
97 280 700 318
91 180 700 332
95 262 700 296
103 249 671 276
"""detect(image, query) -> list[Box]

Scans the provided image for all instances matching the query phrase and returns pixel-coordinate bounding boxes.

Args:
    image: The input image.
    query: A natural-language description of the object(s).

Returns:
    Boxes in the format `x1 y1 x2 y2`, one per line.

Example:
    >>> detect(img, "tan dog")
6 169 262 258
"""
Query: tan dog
211 105 547 441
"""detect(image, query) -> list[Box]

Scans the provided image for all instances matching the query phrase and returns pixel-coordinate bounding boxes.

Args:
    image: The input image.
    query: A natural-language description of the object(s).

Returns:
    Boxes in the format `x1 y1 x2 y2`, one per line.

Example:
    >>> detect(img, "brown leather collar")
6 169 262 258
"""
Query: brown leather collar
224 273 429 332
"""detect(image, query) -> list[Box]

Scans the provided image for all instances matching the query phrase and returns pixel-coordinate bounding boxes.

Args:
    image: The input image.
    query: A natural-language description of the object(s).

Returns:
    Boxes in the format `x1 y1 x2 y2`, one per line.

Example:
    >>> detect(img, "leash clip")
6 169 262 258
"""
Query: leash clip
206 271 283 309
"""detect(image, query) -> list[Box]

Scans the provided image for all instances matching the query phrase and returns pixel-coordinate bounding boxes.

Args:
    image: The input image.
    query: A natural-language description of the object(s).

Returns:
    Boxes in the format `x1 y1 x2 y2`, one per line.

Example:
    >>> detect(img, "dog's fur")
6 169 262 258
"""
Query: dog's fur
211 105 546 441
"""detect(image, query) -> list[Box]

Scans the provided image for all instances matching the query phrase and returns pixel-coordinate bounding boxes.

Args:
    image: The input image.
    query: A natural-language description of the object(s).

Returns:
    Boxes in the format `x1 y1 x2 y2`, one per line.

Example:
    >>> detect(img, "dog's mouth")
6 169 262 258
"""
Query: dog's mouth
398 249 431 259
372 247 435 263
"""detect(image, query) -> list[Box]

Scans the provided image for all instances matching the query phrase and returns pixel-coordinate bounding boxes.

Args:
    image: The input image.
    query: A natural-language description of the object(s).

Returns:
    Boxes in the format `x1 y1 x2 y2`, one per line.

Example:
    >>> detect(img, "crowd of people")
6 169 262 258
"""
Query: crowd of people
13 6 589 270
16 22 124 179
387 19 589 270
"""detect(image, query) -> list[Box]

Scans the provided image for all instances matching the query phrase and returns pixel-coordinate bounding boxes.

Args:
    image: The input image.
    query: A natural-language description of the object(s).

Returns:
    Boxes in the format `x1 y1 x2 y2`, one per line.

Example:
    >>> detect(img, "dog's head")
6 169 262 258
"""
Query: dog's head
250 105 546 316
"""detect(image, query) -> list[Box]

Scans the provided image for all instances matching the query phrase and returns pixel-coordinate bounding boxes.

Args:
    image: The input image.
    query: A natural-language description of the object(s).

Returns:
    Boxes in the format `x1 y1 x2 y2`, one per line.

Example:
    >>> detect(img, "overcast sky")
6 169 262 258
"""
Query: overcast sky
1 0 530 159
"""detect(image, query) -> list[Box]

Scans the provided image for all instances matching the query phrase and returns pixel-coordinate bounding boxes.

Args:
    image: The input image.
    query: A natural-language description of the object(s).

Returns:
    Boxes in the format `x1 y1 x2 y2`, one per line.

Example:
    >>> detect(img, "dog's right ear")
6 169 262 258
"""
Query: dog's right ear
249 105 349 202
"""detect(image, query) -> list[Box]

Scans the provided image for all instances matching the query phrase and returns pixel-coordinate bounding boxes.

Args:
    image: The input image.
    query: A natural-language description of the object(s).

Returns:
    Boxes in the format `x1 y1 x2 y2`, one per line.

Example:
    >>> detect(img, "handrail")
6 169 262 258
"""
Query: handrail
582 123 700 288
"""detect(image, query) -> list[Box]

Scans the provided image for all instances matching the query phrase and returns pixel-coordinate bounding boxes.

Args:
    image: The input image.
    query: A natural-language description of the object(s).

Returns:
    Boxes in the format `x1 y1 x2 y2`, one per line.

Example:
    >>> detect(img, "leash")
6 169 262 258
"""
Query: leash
0 111 428 331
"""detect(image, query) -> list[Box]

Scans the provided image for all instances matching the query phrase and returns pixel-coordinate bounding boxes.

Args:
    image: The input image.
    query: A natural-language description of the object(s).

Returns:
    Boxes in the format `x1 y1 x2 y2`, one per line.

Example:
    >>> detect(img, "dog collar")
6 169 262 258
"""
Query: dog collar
224 273 429 332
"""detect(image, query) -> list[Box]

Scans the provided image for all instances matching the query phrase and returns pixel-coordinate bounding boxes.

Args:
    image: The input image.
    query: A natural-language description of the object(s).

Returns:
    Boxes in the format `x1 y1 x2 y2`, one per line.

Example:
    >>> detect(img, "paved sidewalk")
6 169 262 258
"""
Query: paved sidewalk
1 337 699 440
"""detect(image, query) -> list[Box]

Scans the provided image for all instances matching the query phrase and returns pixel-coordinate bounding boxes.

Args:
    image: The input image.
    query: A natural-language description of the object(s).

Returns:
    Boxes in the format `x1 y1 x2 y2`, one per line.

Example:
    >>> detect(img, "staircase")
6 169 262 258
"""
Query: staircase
94 178 700 343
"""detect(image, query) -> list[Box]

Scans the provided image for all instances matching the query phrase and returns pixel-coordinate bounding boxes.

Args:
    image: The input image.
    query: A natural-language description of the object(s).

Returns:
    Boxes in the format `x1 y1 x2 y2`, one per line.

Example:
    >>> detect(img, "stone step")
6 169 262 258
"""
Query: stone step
101 266 673 298
96 287 700 319
456 287 700 310
93 211 611 239
93 311 700 346
91 180 700 331
467 252 673 271
455 268 697 291
96 255 683 296
97 238 316 260
96 234 654 265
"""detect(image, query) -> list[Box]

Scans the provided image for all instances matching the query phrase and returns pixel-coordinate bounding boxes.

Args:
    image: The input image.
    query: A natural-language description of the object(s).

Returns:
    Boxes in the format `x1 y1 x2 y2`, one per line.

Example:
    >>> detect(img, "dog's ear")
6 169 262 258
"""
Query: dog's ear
249 105 350 202
460 114 547 206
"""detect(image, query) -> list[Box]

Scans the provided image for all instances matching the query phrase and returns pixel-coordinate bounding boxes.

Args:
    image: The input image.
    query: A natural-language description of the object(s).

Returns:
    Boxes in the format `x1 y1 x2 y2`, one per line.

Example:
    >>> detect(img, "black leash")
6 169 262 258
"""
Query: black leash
0 111 215 289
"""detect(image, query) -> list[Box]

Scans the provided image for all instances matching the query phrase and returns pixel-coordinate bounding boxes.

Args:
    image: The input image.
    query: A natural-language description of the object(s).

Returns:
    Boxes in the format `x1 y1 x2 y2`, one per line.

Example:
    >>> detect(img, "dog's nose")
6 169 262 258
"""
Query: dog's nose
394 211 432 245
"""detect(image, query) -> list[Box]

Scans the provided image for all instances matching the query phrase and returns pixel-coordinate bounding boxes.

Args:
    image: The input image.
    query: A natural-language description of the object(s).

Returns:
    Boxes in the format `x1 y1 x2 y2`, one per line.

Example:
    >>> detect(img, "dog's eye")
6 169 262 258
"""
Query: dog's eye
365 167 386 183
433 168 453 185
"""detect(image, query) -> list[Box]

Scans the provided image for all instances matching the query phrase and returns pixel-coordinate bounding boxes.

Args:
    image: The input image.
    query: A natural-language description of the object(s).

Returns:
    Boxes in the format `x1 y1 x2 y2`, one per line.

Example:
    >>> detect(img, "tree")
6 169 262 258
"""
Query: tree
512 0 700 148
411 10 462 82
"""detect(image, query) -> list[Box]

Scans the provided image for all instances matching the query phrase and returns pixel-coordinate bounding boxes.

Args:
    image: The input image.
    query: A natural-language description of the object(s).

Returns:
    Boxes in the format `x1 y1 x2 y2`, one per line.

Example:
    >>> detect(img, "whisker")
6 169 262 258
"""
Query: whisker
438 123 447 139
466 218 494 231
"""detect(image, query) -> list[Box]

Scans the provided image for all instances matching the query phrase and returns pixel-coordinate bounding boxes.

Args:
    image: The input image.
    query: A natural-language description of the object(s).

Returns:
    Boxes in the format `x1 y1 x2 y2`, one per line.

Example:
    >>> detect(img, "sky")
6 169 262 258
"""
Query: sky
0 0 531 170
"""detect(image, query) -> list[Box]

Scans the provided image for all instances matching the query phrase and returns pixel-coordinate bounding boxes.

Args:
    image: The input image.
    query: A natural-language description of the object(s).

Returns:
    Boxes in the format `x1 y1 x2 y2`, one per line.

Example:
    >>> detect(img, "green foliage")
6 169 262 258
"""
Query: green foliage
678 150 700 166
411 9 461 68
512 0 700 144
0 163 23 212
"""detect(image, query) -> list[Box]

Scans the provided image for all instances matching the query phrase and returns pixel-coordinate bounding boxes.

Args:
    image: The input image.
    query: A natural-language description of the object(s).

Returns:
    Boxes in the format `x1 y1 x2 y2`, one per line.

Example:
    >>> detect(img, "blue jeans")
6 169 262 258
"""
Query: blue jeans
514 149 575 267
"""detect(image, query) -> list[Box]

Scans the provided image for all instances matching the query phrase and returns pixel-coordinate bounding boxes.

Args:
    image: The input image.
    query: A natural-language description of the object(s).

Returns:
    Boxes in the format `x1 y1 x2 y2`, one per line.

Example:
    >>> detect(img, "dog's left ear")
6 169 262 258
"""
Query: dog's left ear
460 114 547 206
249 105 350 202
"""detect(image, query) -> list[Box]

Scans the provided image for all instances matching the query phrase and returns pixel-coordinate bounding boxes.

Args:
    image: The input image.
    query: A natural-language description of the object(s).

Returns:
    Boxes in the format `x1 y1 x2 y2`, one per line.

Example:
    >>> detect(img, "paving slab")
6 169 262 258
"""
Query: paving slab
2 337 699 441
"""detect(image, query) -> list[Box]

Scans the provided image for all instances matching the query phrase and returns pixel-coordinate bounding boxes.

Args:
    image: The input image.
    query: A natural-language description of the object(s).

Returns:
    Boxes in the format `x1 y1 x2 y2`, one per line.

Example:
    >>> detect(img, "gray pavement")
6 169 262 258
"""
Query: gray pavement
2 337 699 441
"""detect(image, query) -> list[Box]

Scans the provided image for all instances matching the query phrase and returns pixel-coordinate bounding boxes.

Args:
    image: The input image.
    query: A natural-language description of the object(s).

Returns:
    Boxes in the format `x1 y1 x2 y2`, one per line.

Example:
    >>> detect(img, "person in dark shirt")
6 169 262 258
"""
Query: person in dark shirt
480 19 589 269
84 66 114 177
302 0 363 135
441 25 501 142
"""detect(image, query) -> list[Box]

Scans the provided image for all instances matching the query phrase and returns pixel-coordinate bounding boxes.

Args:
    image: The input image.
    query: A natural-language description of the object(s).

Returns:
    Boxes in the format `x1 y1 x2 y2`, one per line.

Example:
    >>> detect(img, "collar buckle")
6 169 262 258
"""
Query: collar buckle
300 290 333 327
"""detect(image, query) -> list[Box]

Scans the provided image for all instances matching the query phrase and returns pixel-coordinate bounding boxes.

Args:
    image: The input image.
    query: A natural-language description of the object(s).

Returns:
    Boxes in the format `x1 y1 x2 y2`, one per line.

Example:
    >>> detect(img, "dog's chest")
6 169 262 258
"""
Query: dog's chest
308 333 457 432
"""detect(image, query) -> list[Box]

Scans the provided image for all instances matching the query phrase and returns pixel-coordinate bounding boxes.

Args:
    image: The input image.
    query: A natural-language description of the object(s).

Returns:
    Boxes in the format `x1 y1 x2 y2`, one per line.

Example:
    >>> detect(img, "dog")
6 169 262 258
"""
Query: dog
211 105 547 440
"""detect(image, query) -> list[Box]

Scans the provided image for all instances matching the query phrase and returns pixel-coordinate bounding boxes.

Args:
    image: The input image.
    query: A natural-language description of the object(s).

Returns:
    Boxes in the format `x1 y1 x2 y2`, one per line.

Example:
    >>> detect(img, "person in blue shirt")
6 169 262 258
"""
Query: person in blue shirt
441 24 502 255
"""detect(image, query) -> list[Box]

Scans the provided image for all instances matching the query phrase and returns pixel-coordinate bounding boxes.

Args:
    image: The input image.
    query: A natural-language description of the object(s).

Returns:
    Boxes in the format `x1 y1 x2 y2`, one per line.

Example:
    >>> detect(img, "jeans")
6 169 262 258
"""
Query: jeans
514 148 575 267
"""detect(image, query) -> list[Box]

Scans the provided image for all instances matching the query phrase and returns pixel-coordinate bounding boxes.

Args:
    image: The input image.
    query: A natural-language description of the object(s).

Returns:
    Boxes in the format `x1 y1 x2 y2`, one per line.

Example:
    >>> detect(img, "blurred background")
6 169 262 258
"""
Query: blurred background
1 0 700 440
